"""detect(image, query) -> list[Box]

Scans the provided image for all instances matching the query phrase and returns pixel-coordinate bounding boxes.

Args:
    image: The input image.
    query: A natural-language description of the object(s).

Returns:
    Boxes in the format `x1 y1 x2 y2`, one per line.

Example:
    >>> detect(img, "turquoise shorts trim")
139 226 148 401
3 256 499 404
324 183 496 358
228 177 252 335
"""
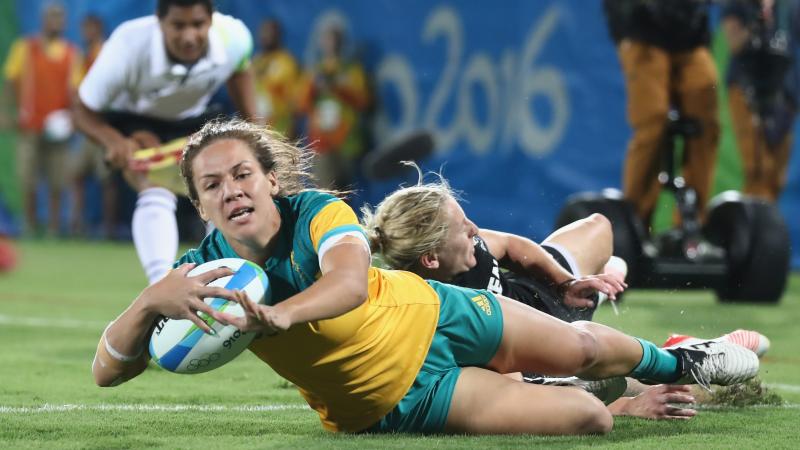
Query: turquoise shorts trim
365 281 504 434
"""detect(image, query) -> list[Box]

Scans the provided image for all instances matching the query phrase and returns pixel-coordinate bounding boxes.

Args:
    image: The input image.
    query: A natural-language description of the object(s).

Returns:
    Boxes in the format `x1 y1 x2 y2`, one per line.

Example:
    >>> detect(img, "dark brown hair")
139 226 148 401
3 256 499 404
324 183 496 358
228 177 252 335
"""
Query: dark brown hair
180 118 315 203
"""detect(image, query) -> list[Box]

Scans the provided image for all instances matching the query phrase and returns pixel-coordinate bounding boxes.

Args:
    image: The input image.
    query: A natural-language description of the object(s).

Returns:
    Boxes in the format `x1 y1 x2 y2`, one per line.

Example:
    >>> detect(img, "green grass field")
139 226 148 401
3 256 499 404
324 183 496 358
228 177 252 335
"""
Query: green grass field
1 240 798 449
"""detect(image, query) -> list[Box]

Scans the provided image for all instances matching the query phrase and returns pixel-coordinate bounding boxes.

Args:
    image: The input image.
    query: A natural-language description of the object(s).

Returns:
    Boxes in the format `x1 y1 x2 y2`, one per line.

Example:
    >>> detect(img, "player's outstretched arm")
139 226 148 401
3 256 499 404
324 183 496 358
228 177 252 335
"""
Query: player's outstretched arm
92 264 237 386
218 236 370 335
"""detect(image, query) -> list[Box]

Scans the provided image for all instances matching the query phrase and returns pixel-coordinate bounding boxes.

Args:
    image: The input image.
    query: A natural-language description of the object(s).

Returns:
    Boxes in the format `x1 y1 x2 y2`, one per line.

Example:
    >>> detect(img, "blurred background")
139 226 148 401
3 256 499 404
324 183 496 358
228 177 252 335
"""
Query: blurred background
0 0 797 270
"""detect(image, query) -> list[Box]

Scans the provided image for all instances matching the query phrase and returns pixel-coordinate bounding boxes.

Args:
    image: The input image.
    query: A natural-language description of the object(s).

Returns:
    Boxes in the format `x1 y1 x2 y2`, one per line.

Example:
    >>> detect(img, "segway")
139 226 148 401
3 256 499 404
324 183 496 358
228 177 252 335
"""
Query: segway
555 110 790 303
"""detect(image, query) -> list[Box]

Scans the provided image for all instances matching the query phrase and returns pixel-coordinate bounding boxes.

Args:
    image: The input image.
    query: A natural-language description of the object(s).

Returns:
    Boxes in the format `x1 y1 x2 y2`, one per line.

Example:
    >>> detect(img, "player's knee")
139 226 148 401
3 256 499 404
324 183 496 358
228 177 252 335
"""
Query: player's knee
586 213 611 237
577 395 613 435
558 388 613 435
587 213 613 250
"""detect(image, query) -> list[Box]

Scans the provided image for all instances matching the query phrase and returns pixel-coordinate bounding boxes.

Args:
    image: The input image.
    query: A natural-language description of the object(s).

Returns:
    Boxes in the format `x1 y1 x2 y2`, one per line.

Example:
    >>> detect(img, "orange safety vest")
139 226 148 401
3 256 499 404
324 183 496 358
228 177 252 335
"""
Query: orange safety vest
18 37 76 132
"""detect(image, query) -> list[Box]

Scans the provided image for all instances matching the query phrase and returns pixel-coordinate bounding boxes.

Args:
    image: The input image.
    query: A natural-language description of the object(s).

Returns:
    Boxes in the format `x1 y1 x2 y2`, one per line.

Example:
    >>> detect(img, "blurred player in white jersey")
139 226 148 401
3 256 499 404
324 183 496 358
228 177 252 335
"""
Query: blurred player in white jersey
73 0 258 284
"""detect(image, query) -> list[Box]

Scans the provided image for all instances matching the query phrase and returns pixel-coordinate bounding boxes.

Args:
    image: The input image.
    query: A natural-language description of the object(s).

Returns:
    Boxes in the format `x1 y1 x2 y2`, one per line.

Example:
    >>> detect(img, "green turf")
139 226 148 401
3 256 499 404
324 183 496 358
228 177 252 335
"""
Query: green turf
0 240 798 448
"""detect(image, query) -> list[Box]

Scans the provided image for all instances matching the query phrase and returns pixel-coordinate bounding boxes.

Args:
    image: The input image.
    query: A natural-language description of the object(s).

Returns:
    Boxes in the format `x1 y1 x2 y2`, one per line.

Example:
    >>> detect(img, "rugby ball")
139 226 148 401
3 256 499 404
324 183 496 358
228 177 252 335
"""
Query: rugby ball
149 258 270 374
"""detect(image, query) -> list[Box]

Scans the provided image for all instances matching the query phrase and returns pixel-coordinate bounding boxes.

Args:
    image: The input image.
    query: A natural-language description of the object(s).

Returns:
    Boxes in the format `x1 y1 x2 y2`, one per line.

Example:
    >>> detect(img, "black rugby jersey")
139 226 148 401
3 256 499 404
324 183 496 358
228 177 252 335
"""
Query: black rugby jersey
451 235 543 305
450 235 594 322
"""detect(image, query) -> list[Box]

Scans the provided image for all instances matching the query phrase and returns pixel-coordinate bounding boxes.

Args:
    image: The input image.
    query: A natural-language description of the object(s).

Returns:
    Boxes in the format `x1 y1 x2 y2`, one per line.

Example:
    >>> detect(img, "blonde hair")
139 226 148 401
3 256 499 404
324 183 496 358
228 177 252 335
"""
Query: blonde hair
180 118 317 202
361 166 458 270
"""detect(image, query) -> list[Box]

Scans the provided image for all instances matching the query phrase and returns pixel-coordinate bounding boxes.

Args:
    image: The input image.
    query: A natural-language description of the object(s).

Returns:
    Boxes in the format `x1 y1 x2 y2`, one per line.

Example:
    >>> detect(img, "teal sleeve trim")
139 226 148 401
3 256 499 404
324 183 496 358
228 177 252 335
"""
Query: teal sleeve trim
316 224 367 253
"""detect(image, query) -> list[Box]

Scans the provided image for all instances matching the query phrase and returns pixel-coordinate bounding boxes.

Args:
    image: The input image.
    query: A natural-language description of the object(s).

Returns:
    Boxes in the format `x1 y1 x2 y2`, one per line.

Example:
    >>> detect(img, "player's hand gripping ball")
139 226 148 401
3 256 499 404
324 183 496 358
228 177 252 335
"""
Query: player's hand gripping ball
149 258 270 374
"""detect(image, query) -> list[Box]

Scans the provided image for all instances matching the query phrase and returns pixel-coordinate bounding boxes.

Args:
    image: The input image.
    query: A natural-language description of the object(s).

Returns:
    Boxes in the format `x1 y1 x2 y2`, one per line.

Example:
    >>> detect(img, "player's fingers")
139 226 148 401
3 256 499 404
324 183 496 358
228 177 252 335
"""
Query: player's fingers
185 310 213 334
666 406 697 418
195 266 235 284
608 278 626 293
174 263 197 275
565 295 595 309
211 310 246 329
198 286 238 302
661 384 693 394
208 309 232 326
572 278 605 296
237 291 260 317
665 393 696 405
235 289 253 304
192 298 219 319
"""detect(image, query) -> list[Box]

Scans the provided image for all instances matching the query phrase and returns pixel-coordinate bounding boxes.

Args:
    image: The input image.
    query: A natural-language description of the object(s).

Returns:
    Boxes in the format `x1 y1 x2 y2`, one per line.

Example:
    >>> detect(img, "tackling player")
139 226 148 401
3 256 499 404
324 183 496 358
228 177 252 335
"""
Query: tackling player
360 172 764 419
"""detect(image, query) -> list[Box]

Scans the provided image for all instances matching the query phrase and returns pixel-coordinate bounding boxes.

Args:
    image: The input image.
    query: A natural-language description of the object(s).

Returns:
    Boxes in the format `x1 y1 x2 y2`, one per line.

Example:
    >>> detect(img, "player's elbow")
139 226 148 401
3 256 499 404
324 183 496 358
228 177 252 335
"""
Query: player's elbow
341 274 369 308
92 352 146 387
92 366 122 388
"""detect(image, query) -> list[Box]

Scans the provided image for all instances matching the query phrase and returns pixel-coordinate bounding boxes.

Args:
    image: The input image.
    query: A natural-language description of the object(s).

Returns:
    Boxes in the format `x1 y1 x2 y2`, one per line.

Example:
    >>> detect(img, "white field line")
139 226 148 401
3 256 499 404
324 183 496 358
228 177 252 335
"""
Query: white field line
1 402 796 414
0 403 310 414
767 383 800 393
696 403 800 410
0 314 106 330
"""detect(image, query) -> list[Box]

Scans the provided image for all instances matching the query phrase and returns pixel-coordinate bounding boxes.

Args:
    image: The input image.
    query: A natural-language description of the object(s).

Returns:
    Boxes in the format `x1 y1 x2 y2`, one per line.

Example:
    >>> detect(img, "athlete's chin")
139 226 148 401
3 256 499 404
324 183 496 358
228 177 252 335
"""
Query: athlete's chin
221 219 258 240
465 255 477 270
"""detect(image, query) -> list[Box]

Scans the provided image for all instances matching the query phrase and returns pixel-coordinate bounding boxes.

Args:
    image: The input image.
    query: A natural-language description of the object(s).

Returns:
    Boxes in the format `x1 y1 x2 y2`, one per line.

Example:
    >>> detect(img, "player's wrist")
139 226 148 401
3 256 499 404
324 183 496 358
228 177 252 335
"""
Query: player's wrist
555 278 576 298
132 289 168 323
102 322 144 363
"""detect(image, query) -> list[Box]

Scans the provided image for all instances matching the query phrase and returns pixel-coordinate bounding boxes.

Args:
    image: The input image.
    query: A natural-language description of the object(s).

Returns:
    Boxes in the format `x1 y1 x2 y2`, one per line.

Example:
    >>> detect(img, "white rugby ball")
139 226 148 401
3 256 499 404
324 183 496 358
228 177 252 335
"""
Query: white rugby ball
149 258 270 374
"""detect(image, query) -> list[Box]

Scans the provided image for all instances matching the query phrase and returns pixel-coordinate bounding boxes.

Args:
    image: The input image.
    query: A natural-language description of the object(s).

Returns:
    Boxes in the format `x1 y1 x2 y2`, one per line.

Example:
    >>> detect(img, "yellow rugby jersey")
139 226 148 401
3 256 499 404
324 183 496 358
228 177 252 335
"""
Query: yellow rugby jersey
177 191 440 432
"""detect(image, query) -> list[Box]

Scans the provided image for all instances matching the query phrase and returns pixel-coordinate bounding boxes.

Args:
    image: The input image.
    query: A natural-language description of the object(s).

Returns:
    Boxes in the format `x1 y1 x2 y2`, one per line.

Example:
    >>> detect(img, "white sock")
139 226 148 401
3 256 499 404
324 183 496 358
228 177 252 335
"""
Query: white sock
133 187 178 285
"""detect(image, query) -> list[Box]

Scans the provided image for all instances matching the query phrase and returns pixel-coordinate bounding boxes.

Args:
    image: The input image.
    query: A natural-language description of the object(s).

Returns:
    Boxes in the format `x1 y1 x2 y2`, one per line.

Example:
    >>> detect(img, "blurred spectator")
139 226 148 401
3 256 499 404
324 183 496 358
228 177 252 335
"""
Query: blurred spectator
604 0 719 225
297 25 370 191
252 18 300 138
70 14 118 238
0 192 18 272
722 0 800 201
1 1 81 236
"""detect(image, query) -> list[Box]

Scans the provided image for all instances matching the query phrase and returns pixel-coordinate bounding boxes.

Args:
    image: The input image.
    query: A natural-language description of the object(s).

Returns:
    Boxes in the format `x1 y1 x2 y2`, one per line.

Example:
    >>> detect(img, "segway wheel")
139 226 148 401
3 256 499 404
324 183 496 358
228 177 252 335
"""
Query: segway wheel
554 189 647 286
704 191 790 303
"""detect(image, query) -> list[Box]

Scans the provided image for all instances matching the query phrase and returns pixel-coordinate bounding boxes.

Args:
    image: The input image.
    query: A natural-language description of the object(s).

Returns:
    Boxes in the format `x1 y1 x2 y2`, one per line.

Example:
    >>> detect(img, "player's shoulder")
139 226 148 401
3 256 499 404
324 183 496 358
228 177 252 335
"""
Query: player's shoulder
106 16 157 51
282 191 347 231
211 12 249 33
211 12 252 51
112 15 158 38
291 191 342 214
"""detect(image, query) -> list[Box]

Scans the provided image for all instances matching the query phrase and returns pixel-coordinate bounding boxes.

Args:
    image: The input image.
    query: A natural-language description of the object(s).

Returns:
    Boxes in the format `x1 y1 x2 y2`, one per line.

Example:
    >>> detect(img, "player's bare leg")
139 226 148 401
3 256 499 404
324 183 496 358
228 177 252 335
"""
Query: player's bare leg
487 295 759 387
446 367 612 435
